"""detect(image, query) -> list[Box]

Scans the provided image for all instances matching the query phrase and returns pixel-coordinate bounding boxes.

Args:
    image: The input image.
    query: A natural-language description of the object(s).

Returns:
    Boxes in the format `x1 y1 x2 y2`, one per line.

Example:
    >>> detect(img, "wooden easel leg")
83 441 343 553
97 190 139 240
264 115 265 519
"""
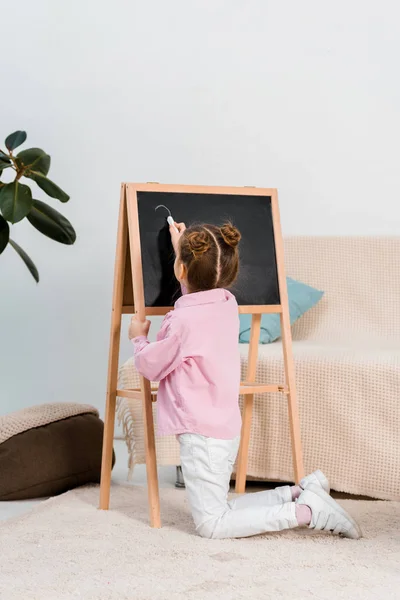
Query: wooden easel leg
235 314 261 493
270 190 304 483
280 313 304 483
125 183 161 528
235 393 254 494
99 186 127 510
141 377 161 528
99 382 118 510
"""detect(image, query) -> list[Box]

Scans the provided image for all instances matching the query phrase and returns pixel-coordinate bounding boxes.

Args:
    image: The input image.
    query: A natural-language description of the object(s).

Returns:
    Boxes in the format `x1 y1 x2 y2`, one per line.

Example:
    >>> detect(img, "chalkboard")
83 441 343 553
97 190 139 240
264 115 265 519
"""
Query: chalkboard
137 191 280 307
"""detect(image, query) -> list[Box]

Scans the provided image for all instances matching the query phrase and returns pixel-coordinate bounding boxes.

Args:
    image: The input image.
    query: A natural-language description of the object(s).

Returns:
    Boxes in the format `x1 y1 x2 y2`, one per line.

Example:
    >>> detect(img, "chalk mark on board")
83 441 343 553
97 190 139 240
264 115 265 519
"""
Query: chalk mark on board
155 204 172 217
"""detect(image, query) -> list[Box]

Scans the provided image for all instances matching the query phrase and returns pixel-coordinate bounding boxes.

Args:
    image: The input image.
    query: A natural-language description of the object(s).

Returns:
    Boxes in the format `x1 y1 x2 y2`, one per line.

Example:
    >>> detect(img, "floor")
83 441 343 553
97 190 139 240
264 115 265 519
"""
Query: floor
2 484 395 600
0 439 371 523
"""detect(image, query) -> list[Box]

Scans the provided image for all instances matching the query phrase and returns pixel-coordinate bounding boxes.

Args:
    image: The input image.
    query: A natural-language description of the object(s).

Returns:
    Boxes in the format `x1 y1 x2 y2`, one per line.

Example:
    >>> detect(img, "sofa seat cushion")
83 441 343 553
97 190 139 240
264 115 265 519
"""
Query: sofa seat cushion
248 339 400 364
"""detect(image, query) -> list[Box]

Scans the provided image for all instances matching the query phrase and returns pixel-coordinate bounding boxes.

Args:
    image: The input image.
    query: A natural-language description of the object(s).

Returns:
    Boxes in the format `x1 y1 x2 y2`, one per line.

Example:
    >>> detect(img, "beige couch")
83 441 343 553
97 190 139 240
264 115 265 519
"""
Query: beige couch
117 237 400 500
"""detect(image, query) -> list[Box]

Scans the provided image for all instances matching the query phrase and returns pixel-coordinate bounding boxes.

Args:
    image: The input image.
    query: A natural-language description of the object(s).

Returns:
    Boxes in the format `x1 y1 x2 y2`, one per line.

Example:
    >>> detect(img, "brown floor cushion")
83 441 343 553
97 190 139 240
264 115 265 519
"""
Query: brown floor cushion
0 409 115 500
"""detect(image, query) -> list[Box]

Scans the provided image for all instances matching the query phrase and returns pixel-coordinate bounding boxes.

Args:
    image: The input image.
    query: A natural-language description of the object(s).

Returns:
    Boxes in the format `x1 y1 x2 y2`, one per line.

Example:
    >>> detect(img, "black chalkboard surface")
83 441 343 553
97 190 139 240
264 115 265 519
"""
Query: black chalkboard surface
137 191 280 307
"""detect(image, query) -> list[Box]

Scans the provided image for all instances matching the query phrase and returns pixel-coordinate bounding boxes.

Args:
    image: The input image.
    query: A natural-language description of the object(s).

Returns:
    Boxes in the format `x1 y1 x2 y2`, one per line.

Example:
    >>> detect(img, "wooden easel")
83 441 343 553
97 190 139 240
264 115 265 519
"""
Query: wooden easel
99 183 304 528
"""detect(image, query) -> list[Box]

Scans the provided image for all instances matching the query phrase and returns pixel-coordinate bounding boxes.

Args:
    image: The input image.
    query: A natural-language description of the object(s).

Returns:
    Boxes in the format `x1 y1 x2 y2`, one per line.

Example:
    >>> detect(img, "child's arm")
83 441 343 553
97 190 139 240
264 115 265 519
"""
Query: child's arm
130 314 183 382
170 222 186 254
169 221 188 296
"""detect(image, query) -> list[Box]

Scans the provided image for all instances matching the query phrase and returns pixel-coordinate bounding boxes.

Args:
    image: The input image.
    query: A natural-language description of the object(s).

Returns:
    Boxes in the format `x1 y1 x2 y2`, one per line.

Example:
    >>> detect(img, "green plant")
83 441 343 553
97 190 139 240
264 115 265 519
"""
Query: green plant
0 130 76 282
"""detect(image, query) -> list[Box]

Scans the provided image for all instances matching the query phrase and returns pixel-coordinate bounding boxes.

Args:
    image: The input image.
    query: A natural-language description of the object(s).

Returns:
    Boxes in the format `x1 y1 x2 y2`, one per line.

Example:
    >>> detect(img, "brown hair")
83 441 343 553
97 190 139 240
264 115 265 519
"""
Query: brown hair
178 223 241 292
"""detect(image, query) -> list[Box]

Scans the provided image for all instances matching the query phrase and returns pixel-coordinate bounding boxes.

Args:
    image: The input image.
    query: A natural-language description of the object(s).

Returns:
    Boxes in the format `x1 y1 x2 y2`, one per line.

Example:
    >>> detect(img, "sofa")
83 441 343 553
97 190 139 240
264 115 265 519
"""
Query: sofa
117 237 400 500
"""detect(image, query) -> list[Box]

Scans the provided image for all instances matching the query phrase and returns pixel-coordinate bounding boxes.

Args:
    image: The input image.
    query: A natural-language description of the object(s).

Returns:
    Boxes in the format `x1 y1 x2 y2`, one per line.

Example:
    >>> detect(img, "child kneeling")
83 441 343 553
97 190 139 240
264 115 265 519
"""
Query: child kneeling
129 222 362 540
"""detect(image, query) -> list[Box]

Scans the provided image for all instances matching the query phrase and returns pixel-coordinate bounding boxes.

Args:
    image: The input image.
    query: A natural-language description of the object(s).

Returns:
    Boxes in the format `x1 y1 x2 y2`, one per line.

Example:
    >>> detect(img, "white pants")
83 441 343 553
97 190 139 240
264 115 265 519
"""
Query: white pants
178 433 299 539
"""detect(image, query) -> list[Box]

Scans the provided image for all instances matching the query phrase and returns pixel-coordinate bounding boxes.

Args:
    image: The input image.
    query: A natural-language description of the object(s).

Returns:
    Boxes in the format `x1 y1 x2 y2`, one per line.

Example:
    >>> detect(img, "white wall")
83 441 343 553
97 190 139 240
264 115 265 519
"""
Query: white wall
1 0 399 415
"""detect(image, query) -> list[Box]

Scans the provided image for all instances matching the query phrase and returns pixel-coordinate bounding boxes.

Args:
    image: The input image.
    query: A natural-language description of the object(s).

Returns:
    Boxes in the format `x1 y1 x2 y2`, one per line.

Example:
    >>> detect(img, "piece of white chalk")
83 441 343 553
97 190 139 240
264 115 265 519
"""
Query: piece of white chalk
167 215 179 233
155 204 179 233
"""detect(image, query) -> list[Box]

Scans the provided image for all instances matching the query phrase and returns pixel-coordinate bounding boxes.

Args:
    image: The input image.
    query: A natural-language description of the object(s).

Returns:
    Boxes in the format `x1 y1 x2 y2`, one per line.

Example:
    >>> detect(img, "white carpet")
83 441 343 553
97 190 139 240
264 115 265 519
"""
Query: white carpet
0 485 399 600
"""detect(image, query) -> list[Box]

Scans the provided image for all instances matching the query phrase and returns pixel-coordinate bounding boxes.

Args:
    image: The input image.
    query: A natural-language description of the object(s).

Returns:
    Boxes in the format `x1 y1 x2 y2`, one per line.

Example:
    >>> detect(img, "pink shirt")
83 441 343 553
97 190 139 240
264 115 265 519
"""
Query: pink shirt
132 288 242 439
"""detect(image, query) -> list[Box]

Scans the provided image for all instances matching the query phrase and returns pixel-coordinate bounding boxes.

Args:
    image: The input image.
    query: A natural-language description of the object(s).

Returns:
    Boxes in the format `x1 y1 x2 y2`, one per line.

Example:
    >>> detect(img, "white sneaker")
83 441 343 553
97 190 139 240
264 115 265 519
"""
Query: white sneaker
297 483 362 539
300 469 330 494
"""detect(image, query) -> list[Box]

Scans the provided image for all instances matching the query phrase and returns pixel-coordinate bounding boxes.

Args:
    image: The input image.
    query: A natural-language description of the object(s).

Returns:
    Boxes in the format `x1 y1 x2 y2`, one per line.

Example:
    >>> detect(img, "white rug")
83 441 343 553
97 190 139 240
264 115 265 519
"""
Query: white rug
0 485 399 600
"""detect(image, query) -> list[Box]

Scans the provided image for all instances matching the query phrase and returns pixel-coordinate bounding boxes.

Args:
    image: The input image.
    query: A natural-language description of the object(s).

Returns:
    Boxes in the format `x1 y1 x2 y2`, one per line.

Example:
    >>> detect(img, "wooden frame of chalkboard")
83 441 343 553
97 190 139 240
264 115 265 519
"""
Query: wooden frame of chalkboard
99 183 304 528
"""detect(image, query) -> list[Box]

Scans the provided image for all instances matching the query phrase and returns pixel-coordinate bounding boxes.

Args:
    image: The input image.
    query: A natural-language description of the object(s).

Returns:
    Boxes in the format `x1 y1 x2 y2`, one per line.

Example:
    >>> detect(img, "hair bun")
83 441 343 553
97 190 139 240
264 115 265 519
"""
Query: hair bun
186 230 211 259
220 223 241 249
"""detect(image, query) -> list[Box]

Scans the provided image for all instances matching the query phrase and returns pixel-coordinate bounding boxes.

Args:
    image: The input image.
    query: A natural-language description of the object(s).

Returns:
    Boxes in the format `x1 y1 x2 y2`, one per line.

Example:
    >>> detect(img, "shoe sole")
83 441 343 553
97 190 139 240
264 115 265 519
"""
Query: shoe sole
305 484 363 539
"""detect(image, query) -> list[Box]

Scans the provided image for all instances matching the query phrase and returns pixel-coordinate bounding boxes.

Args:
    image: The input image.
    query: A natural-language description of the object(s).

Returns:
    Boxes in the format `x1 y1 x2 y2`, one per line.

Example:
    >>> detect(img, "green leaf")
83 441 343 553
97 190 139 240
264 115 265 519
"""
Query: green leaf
0 215 9 254
0 181 33 223
0 151 11 174
0 154 11 168
9 239 39 282
16 148 51 176
29 171 70 203
27 200 76 245
5 131 27 151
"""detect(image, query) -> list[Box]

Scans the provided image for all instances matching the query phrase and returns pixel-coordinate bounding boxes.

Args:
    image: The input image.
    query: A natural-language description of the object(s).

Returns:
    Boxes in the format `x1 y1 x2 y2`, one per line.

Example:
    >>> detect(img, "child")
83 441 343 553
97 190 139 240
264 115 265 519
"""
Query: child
129 222 362 540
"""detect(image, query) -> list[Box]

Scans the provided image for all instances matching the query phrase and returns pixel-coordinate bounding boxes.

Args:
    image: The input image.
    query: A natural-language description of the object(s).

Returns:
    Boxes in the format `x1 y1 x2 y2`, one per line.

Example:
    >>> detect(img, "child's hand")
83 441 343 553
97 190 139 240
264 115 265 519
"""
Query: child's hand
170 222 186 254
129 315 151 340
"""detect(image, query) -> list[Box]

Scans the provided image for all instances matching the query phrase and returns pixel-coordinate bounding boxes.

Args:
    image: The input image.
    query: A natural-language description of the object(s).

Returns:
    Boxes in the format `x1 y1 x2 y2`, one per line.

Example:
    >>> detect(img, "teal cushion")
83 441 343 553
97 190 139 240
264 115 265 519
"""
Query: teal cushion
239 277 324 344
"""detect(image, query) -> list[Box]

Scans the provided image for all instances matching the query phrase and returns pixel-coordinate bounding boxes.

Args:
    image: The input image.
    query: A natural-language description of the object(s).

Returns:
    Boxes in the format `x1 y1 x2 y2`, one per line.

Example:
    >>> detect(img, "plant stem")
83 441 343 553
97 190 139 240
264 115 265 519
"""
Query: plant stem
5 152 23 180
0 149 23 182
